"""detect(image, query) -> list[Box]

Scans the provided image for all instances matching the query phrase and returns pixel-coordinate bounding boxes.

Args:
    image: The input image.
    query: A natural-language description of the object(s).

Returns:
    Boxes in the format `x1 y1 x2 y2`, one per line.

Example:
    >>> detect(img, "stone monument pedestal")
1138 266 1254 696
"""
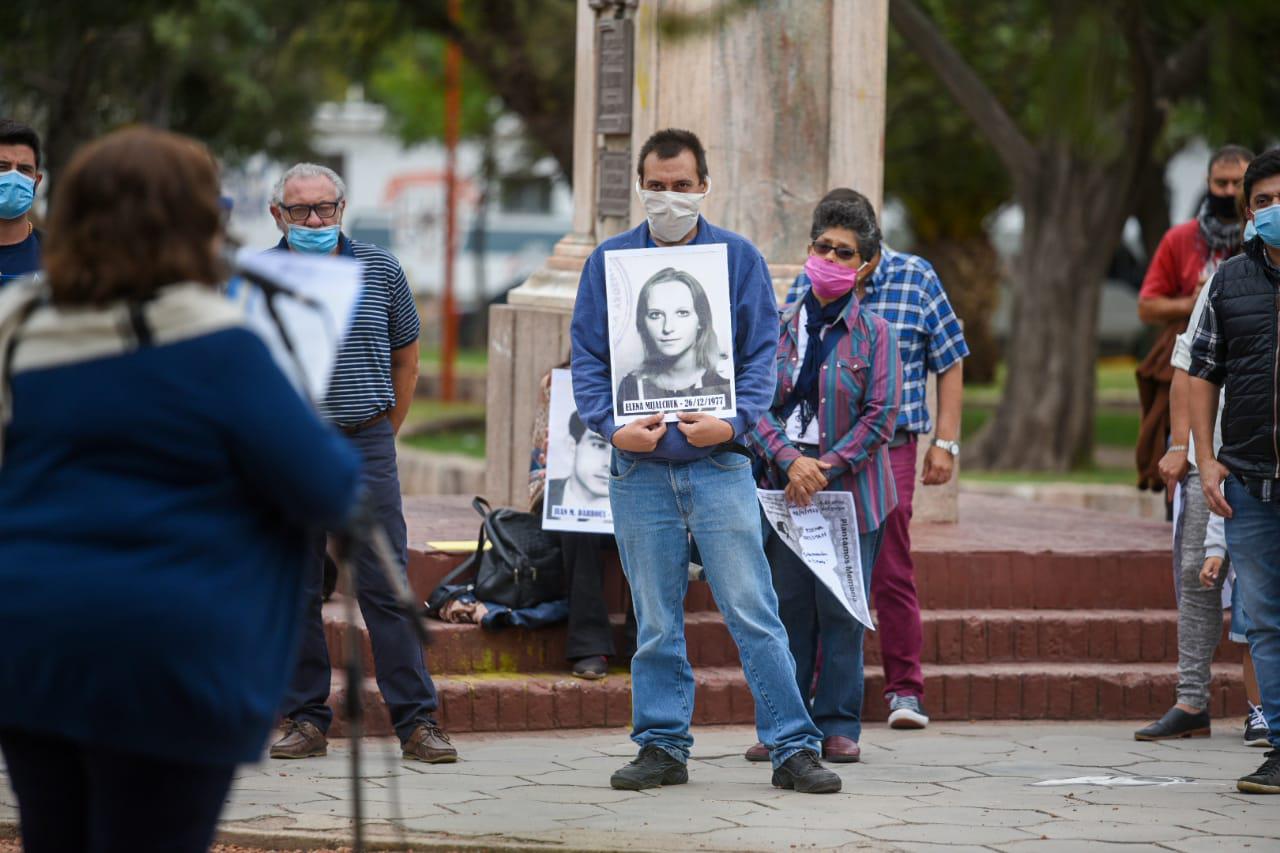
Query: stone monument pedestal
485 0 957 524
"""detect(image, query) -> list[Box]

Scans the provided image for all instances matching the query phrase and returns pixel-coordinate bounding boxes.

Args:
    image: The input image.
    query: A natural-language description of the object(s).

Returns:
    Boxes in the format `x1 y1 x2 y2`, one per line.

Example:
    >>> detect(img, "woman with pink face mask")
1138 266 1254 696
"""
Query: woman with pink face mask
743 198 903 765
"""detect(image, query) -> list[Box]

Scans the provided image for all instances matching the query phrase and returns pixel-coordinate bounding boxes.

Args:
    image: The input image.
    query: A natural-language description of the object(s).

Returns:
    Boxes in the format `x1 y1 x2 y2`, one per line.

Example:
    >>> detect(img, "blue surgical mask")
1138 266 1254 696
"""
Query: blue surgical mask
287 223 340 254
1244 219 1257 242
0 170 35 220
1252 205 1280 249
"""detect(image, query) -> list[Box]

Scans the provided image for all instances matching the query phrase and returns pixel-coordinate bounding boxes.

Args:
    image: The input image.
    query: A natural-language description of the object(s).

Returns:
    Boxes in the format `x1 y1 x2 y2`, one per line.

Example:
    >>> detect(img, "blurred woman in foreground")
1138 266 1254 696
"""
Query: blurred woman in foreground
0 127 362 853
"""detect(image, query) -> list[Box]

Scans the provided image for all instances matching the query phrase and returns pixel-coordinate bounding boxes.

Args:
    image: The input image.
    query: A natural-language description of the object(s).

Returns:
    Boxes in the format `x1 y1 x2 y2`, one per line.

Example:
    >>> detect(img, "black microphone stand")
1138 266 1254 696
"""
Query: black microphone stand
232 260 430 853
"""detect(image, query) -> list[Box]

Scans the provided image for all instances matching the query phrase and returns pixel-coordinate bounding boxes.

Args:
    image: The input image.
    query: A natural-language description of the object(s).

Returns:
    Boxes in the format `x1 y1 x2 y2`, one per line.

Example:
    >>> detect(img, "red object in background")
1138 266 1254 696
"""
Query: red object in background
441 0 462 402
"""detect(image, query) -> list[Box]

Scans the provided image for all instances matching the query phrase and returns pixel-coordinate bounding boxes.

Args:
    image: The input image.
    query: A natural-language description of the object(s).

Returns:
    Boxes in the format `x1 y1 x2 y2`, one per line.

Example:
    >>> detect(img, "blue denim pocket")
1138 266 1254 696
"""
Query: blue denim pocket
610 450 640 480
705 450 751 472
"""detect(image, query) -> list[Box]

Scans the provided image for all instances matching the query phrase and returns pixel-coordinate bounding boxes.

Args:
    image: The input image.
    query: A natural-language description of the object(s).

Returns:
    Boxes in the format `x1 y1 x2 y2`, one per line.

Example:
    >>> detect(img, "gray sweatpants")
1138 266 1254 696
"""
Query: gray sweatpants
1174 471 1227 709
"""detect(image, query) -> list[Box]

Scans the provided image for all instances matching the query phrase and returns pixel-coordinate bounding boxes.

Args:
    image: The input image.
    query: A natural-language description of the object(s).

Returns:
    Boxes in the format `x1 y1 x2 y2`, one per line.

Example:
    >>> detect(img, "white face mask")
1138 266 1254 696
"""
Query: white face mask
635 179 709 243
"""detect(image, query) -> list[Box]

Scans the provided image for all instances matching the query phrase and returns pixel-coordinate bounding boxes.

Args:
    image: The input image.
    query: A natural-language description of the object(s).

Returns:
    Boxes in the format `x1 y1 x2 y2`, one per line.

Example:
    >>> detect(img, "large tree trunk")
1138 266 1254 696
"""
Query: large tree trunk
970 154 1130 470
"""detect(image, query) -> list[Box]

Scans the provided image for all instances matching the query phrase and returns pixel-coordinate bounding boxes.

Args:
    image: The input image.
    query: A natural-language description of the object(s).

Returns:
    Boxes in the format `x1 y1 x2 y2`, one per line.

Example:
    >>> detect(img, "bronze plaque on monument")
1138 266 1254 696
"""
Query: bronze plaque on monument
597 150 632 217
596 18 633 135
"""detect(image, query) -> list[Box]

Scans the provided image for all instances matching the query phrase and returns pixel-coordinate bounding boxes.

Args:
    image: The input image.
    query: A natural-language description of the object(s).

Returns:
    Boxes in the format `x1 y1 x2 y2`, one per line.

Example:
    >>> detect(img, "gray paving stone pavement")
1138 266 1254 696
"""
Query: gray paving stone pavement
1 721 1276 851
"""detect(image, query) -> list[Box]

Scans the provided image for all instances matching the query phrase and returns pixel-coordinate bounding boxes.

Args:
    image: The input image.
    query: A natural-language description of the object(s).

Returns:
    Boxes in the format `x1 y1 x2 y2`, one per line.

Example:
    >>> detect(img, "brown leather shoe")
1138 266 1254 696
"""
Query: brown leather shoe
403 723 458 763
744 741 770 762
270 719 327 759
822 735 861 763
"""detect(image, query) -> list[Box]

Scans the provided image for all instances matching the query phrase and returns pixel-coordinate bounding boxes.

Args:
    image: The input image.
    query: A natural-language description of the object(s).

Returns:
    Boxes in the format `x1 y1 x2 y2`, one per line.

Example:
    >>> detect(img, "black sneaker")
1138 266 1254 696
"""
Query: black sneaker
1245 703 1271 748
610 745 689 790
771 749 842 794
1237 749 1280 794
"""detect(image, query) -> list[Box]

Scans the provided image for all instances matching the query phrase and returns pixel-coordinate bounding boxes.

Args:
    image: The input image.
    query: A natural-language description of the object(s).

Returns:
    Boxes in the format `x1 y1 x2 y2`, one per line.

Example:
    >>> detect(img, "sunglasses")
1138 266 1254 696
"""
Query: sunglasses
811 241 859 262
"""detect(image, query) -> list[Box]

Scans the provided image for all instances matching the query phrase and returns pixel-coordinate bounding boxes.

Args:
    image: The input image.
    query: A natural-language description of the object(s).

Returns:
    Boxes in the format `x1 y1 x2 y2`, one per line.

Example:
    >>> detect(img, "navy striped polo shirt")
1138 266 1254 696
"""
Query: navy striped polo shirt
273 234 421 426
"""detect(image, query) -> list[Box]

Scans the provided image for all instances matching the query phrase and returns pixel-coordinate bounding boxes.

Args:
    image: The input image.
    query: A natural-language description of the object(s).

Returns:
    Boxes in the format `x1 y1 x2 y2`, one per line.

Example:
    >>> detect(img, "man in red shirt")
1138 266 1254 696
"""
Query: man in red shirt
1138 146 1253 323
1135 146 1253 493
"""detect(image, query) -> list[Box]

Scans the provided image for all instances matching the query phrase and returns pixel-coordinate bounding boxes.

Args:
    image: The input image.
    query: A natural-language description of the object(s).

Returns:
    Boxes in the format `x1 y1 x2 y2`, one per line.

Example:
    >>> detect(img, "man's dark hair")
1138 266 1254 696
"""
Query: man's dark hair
636 128 708 182
568 410 587 443
810 197 882 261
0 119 41 169
1243 148 1280 205
1208 144 1254 174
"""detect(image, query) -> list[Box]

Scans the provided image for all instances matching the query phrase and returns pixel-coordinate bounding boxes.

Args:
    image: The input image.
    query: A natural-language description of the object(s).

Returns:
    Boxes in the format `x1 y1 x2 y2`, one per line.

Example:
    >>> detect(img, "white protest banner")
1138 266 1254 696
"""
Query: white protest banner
757 489 873 630
230 247 363 405
543 369 614 534
603 244 736 424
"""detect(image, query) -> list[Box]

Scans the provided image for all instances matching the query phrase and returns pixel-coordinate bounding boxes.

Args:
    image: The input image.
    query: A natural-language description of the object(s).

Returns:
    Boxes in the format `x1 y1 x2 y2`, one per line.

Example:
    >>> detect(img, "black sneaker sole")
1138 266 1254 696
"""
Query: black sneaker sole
771 770 842 794
610 766 688 790
1237 779 1280 794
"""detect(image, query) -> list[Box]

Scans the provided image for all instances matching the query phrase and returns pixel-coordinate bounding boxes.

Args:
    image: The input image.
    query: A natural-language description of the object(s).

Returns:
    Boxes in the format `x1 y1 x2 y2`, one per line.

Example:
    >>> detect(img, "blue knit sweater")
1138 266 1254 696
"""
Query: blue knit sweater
0 327 360 765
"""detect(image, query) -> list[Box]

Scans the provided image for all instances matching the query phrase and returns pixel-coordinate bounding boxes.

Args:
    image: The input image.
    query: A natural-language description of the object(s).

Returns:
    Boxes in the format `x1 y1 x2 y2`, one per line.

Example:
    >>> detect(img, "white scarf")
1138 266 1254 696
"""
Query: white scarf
0 278 244 466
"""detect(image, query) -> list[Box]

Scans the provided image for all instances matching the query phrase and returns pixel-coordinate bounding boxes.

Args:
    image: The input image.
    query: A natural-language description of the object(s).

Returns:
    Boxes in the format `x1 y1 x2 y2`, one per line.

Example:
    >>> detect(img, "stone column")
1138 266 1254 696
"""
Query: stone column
486 0 955 523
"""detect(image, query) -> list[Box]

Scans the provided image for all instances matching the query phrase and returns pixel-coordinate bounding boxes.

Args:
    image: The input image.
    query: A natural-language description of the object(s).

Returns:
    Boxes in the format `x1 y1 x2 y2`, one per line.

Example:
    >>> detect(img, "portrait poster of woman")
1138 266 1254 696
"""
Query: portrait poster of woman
603 244 735 424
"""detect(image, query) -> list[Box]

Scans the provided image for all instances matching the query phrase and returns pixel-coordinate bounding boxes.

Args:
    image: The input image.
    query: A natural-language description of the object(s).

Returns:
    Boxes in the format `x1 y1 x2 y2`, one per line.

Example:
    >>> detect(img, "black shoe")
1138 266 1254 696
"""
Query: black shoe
610 745 689 790
771 749 842 794
1237 749 1280 794
571 655 608 680
1134 707 1210 741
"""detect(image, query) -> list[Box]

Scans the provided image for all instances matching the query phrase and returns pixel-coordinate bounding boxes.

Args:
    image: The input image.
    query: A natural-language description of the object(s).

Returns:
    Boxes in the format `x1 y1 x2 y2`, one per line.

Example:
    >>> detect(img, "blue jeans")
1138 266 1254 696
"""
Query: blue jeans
759 519 882 742
1224 477 1280 747
609 449 823 769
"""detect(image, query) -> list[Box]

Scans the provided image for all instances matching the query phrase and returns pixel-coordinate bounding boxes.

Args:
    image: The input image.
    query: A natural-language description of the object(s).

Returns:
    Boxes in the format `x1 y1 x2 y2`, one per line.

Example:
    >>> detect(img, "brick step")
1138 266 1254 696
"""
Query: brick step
324 661 1247 738
402 494 1177 613
405 548 1177 616
323 602 1244 675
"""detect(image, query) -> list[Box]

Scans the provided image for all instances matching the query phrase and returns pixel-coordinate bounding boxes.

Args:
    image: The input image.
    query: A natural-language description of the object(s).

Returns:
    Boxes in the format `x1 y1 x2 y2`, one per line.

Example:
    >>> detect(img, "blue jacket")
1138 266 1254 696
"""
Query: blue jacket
0 326 360 765
570 217 779 462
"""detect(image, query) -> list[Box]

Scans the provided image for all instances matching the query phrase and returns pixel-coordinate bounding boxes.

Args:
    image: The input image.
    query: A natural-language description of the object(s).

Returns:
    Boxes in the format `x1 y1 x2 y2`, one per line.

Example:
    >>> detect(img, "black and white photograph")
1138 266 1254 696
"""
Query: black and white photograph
543 369 614 534
603 244 735 424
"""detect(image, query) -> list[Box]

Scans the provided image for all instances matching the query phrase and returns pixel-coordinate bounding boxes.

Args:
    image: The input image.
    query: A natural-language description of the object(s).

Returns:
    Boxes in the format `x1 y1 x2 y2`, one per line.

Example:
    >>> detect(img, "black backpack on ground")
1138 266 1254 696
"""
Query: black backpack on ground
426 497 564 614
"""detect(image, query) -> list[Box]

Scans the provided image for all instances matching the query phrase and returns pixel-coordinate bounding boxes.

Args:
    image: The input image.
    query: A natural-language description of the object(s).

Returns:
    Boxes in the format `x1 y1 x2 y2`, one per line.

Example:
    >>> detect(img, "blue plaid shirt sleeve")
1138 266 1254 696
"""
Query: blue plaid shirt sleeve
921 267 969 374
784 273 808 307
1188 276 1226 384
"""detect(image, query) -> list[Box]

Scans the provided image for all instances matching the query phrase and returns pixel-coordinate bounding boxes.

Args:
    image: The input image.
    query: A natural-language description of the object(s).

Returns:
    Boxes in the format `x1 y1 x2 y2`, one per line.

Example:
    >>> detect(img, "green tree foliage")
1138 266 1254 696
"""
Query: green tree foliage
2 0 398 187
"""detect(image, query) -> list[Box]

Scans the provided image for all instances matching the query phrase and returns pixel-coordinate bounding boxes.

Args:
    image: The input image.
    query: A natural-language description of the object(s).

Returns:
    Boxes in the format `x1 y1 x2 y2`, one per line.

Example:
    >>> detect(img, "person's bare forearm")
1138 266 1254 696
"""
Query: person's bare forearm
934 361 963 441
1138 295 1195 324
389 343 420 433
1168 369 1190 447
1188 377 1221 466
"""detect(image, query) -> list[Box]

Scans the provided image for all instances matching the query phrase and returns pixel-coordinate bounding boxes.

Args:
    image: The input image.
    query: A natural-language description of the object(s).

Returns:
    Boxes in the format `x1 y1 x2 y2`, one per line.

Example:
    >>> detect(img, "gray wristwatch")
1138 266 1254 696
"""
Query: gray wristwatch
931 438 960 457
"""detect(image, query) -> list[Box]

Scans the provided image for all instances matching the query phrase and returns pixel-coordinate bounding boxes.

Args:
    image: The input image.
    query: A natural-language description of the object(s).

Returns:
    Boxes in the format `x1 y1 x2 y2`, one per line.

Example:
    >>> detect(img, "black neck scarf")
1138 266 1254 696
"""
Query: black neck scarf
780 288 853 434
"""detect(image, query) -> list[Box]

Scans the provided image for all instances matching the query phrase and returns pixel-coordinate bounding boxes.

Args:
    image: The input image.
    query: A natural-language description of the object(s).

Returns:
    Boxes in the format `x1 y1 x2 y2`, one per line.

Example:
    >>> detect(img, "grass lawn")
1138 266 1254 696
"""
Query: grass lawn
960 406 1139 451
401 429 486 458
966 358 1139 407
419 346 488 371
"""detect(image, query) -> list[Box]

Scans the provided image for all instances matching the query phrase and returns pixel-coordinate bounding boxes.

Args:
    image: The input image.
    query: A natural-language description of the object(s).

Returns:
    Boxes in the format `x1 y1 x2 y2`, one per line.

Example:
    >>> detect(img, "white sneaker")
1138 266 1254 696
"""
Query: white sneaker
887 692 930 729
1245 703 1271 748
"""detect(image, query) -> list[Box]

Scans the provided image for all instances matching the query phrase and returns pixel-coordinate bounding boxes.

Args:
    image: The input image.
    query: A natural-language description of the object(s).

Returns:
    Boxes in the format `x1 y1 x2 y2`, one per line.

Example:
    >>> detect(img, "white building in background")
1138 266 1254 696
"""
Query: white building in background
221 88 572 308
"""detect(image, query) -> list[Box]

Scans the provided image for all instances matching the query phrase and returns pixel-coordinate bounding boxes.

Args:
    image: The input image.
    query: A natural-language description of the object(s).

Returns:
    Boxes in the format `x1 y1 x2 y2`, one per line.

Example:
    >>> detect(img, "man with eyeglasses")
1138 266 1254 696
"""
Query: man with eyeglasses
1189 147 1280 794
784 188 968 732
265 162 457 765
0 119 43 286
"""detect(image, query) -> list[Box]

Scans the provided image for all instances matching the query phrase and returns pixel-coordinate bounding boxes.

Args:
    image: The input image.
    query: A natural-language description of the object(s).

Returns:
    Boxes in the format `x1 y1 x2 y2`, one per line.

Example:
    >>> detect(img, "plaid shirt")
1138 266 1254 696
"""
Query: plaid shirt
747 297 902 532
785 244 968 434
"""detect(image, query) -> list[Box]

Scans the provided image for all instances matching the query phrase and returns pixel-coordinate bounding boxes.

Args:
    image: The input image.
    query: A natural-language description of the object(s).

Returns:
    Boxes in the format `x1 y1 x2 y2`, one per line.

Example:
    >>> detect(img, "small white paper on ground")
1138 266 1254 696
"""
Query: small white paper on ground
231 247 363 404
757 489 873 630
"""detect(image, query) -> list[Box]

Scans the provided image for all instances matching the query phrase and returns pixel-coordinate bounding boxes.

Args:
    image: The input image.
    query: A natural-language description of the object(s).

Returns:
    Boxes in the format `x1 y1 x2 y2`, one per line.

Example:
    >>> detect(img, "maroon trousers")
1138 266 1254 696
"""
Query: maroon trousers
872 438 926 699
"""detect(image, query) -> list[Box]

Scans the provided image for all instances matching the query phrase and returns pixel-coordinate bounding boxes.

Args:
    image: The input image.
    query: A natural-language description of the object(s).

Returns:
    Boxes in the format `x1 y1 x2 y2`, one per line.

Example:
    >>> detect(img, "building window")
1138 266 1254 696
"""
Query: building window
499 176 553 214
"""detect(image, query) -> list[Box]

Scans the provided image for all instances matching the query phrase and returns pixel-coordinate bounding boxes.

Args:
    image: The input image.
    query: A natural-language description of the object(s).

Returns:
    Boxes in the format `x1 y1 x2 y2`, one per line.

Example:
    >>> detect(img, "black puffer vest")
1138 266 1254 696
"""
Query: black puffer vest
1206 238 1280 481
